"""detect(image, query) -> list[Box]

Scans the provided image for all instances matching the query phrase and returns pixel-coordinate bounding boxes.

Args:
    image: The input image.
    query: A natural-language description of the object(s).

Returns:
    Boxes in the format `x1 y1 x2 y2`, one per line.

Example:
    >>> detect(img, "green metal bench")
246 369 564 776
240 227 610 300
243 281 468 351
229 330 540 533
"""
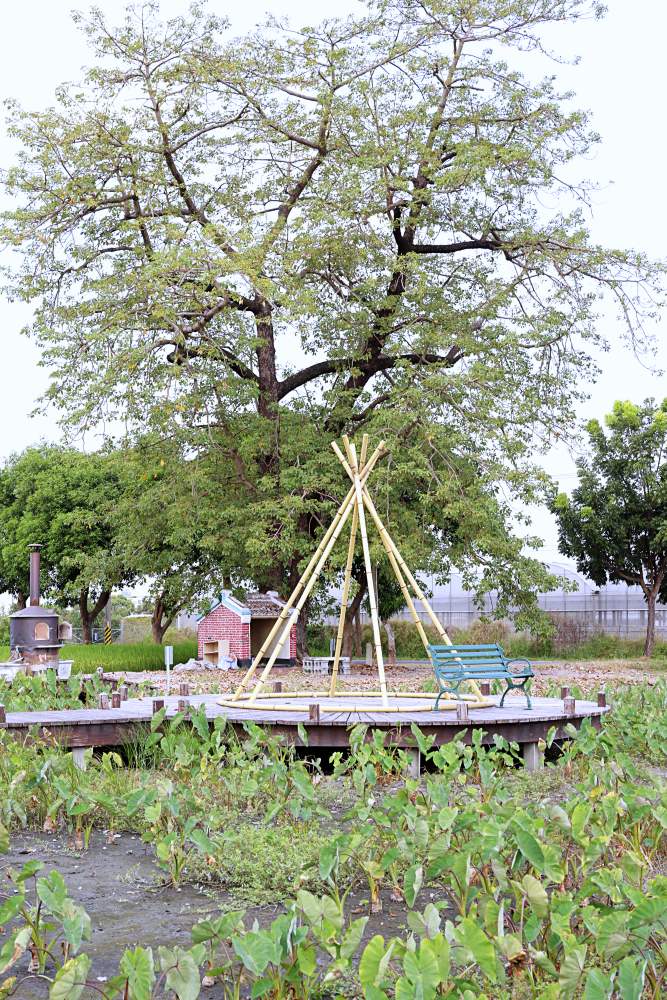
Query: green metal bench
428 643 534 711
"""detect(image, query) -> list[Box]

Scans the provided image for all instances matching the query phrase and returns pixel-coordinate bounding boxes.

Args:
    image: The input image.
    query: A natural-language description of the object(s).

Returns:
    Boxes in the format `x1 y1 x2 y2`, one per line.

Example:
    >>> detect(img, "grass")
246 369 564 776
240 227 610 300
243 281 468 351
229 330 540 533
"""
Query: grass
0 641 197 672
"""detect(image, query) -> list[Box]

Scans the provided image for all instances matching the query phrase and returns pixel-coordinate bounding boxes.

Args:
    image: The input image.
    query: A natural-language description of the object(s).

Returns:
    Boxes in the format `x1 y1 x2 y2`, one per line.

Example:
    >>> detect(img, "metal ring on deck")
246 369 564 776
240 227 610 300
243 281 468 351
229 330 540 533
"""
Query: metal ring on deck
218 691 493 713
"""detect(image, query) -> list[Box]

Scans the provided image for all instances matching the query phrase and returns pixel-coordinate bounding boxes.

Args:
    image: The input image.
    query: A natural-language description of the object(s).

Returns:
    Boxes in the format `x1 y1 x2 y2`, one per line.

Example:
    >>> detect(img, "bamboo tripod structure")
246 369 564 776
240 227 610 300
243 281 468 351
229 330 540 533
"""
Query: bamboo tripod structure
222 435 487 713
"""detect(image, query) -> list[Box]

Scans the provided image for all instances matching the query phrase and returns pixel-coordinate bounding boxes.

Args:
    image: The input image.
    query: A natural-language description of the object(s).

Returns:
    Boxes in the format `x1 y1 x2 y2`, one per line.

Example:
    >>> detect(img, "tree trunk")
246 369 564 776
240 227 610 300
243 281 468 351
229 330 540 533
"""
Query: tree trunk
151 592 173 644
384 620 397 666
15 592 27 611
296 610 307 662
644 589 657 657
151 617 170 644
353 612 362 658
254 304 286 590
79 587 111 644
342 581 367 658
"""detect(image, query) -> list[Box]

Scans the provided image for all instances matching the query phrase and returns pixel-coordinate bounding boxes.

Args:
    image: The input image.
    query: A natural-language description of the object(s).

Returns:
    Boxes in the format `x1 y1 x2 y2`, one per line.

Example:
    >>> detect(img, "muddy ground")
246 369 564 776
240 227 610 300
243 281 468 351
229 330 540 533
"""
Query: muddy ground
2 830 432 998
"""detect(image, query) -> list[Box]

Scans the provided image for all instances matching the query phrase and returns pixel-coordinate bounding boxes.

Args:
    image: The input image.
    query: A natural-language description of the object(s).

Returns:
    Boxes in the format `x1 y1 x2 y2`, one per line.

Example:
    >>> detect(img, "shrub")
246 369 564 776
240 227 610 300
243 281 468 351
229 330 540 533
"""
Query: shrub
197 823 326 905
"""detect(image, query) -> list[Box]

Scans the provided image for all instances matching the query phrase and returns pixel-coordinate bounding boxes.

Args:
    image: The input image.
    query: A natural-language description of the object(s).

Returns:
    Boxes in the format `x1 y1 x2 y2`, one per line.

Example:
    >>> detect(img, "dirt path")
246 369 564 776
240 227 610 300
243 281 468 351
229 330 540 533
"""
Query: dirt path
108 658 665 699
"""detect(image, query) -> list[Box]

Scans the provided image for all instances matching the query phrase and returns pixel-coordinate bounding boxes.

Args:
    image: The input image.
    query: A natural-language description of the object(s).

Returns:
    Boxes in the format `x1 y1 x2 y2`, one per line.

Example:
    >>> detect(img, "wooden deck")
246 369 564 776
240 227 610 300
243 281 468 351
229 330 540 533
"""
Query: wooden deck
0 693 609 771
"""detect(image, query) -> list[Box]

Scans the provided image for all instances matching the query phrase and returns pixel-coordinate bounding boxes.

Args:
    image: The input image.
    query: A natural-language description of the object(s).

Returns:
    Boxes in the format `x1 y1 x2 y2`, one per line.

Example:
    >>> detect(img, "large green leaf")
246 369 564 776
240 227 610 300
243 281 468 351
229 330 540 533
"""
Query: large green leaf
359 935 394 990
456 918 497 982
514 828 544 871
617 956 647 1000
583 968 614 1000
340 917 368 961
160 947 201 1000
522 874 549 919
404 865 423 909
558 946 587 998
49 955 91 1000
119 946 155 1000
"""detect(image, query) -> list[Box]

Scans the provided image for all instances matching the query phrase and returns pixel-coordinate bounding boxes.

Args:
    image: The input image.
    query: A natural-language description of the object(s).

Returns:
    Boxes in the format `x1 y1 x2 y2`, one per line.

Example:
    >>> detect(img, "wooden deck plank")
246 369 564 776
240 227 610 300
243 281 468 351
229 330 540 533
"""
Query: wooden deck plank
0 692 609 754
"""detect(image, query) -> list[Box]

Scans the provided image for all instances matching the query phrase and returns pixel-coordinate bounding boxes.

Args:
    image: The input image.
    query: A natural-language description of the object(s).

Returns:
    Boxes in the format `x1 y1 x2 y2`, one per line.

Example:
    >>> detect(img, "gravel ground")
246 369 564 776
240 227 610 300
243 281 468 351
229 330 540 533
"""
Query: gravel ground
101 658 665 698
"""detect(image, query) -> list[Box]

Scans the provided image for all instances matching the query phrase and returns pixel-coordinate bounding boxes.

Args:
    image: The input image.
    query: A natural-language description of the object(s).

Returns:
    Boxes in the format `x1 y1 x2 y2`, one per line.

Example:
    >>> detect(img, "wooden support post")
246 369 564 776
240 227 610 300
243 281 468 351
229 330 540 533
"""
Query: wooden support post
98 692 109 710
179 682 190 698
110 679 118 692
480 681 491 697
563 696 576 715
119 684 128 702
522 742 544 772
272 681 283 693
597 690 607 708
178 698 189 715
152 698 164 714
308 703 320 724
456 701 469 722
0 705 6 725
560 685 570 701
111 691 121 709
405 747 421 779
72 747 86 771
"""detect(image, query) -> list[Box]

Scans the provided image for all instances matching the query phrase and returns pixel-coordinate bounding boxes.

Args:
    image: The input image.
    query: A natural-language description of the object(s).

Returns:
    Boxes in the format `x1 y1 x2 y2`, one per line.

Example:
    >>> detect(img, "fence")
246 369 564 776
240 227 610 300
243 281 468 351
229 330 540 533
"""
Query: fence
357 598 667 640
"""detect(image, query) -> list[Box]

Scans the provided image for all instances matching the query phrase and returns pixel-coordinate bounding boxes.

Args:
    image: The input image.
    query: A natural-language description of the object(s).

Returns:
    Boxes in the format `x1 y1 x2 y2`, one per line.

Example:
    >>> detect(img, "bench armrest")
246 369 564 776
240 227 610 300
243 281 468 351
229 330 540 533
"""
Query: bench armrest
505 658 534 676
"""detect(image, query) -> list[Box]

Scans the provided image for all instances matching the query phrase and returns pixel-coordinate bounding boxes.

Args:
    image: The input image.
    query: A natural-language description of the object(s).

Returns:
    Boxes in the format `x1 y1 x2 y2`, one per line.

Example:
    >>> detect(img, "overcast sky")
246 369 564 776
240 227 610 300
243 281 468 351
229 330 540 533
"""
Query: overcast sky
0 0 664 569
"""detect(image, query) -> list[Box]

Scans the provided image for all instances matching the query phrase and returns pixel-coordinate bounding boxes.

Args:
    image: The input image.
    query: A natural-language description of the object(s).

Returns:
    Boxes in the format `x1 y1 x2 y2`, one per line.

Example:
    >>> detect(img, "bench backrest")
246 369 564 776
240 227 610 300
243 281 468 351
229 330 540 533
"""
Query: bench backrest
428 643 509 677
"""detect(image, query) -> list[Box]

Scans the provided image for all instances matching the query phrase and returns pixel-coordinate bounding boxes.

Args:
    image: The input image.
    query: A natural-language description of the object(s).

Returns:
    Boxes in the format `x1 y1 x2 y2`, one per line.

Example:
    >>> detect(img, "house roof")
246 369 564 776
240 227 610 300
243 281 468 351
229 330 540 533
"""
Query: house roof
244 592 287 618
198 590 289 622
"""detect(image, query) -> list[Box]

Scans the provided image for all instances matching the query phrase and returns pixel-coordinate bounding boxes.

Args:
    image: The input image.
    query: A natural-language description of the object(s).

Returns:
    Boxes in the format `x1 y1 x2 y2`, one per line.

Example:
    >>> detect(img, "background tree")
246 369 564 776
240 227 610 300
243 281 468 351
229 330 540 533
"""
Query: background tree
552 400 667 657
112 438 216 643
3 1 660 622
376 561 407 667
55 593 136 634
0 447 133 642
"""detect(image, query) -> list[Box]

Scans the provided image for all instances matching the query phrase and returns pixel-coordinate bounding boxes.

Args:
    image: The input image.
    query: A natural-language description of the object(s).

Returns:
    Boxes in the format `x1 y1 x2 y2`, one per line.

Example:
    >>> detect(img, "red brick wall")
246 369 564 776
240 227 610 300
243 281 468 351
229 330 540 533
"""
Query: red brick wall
197 605 250 661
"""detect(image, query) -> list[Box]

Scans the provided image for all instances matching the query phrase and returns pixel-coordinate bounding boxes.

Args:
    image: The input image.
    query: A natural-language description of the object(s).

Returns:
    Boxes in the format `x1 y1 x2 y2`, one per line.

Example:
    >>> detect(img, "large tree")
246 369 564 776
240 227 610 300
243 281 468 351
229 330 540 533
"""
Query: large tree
0 447 133 641
552 400 667 657
2 1 660 615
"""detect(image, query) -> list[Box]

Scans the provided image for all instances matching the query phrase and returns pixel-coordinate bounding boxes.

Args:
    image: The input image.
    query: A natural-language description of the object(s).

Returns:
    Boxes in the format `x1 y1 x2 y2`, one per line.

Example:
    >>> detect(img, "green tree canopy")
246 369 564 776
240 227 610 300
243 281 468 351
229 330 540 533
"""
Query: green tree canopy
3 0 660 621
552 400 667 656
111 437 218 642
0 446 133 641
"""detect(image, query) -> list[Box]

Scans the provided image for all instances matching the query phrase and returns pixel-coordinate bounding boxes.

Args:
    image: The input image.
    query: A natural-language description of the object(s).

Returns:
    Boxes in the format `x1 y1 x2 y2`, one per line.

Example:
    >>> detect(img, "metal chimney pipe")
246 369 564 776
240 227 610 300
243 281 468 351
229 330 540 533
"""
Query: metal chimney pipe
28 544 41 607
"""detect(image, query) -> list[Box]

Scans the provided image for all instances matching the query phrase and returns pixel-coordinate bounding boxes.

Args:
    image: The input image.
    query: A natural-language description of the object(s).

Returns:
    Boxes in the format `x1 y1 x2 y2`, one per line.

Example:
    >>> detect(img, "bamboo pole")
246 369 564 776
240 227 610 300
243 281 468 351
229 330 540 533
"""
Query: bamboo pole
362 490 432 655
331 445 480 702
328 432 369 697
328 502 358 696
245 455 378 703
346 439 389 707
333 444 435 659
231 442 385 700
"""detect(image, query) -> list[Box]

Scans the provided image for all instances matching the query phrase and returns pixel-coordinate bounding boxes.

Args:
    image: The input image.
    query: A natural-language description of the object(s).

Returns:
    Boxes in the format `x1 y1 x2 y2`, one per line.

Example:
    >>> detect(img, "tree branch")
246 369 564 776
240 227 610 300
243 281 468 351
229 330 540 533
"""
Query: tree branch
279 346 462 398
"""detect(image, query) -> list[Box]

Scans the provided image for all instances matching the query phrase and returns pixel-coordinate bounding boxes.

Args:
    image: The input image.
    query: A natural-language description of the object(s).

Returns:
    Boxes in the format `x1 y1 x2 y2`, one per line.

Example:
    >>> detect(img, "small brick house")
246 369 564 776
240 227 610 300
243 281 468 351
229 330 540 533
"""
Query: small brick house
197 591 297 668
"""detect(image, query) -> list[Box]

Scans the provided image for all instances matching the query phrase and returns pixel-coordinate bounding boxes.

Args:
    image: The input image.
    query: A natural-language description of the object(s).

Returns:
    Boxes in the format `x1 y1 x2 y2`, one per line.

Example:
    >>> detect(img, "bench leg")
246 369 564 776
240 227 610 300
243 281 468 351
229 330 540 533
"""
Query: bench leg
522 741 544 772
500 680 532 710
405 747 421 779
72 747 87 771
